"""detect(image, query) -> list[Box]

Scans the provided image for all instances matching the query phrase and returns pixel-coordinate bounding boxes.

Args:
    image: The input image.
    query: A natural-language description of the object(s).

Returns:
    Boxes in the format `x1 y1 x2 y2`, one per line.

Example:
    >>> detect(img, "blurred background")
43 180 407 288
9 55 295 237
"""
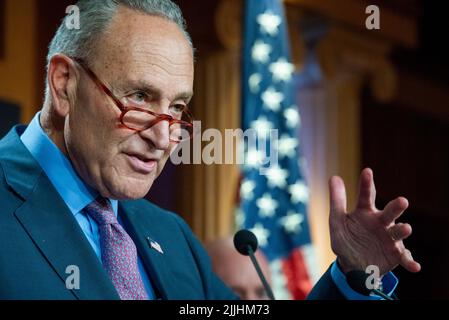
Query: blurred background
0 0 448 298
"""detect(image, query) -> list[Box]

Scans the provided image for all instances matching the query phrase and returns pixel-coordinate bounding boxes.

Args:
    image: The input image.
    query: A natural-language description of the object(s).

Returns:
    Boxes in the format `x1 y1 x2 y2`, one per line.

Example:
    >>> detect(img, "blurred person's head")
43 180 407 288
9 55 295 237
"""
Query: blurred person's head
41 0 194 200
205 237 272 300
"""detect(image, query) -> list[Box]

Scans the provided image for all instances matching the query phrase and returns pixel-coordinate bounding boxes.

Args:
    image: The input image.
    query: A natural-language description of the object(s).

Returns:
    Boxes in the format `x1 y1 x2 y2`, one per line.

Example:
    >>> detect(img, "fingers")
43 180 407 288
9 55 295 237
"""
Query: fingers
389 222 421 273
380 197 409 227
356 168 376 210
388 223 412 241
329 176 347 225
400 249 421 273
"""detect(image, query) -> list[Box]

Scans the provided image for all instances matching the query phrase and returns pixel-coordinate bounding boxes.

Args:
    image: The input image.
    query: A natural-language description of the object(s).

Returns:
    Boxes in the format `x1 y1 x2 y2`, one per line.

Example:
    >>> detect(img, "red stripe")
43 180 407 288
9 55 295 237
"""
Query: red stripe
281 248 313 300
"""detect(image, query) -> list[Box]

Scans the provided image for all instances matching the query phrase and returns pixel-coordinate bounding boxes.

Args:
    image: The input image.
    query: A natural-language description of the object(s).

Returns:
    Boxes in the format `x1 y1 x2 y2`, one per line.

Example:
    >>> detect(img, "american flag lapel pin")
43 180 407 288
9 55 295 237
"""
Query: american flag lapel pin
146 237 164 254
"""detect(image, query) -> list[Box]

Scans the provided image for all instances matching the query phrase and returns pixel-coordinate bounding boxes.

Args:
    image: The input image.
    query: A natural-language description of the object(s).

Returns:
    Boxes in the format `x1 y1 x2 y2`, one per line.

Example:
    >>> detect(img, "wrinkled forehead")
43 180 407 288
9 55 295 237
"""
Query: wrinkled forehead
91 7 194 78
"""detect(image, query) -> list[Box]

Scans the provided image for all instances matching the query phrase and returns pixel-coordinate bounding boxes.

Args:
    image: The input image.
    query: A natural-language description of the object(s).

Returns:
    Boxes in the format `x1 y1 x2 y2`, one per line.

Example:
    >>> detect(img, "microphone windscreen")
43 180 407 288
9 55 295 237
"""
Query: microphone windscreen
233 229 258 256
346 270 372 295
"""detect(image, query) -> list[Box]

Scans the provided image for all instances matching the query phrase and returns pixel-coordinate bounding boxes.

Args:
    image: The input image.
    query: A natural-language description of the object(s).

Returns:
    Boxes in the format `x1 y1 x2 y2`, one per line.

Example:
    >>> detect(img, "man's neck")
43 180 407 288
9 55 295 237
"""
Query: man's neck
39 107 69 156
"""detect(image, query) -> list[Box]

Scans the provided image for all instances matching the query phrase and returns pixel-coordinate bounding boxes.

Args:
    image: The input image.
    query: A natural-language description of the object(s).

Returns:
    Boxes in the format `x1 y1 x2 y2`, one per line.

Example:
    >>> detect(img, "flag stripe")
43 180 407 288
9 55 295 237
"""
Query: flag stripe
239 0 317 299
281 248 313 300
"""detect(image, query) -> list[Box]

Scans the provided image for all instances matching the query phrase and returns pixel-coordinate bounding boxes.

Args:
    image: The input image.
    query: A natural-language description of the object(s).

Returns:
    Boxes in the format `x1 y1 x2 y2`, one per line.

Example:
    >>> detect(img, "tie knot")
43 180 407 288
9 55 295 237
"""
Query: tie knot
85 197 117 226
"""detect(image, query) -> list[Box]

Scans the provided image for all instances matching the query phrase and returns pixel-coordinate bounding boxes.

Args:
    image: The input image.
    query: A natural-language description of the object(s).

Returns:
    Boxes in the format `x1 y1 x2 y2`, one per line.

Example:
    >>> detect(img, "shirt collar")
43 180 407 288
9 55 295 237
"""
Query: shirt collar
20 112 118 215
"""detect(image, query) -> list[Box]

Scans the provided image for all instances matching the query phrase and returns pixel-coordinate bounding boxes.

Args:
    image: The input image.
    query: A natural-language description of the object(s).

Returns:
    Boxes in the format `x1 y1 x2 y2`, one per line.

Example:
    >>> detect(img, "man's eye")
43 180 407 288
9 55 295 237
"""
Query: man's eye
170 104 186 114
129 92 147 104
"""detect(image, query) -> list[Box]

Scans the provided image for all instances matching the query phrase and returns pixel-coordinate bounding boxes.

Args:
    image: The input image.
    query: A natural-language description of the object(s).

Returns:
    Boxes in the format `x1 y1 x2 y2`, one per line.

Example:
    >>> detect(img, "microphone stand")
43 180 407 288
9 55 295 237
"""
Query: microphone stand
247 245 275 300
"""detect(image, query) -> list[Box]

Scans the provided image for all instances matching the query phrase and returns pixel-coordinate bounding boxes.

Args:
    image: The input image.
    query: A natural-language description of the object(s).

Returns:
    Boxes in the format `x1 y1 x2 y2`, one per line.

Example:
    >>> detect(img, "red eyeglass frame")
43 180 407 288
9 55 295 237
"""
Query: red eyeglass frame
71 57 194 142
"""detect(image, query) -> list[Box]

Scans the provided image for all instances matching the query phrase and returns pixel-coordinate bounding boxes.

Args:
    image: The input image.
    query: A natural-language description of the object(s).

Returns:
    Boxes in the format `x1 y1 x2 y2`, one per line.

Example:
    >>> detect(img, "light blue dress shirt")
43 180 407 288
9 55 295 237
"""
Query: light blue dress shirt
331 261 398 300
20 112 155 299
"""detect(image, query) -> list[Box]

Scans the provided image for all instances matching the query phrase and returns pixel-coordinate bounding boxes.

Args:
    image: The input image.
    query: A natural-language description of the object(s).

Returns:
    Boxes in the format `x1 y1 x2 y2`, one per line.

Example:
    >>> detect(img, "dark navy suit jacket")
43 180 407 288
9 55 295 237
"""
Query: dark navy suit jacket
0 126 343 300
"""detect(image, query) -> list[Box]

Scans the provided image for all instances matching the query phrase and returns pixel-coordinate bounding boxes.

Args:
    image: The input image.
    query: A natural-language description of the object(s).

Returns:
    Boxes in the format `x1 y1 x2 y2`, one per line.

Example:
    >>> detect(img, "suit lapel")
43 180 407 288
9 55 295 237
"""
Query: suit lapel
119 202 176 300
13 173 120 300
2 127 119 300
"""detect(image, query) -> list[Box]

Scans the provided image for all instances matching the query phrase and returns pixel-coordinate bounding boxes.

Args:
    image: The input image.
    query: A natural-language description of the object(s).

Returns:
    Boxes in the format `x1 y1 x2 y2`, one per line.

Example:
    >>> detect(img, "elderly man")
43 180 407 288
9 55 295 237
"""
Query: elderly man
0 0 420 300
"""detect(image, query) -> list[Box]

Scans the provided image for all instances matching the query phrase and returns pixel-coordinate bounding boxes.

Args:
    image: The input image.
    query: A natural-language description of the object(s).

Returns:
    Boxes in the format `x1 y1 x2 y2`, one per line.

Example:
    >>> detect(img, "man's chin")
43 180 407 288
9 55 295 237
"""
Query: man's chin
103 178 154 201
107 189 151 201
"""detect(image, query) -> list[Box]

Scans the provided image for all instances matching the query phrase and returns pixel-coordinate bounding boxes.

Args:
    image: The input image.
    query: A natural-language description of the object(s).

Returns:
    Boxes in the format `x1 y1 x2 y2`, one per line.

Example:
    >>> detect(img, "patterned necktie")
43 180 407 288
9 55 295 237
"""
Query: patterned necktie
85 197 148 300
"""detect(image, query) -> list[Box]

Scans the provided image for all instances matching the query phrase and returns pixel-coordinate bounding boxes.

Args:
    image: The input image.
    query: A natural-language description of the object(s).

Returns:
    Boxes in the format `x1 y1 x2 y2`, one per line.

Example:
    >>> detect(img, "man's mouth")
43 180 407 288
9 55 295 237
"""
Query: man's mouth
124 153 158 174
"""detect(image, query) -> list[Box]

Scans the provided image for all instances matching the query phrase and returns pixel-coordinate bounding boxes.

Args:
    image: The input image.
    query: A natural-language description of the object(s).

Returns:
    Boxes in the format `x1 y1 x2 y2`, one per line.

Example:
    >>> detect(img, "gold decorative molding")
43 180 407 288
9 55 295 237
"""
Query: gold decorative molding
215 0 243 51
316 25 397 102
284 0 417 48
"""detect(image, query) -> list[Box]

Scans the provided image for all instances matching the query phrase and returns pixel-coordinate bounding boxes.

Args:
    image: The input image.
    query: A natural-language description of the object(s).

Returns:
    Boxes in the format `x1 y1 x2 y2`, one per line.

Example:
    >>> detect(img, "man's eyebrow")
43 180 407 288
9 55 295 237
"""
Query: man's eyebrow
127 80 193 103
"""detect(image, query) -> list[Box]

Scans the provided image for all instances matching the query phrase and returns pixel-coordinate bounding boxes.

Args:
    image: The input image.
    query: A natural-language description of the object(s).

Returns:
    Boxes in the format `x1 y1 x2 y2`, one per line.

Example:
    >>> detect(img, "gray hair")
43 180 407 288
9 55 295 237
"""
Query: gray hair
45 0 192 100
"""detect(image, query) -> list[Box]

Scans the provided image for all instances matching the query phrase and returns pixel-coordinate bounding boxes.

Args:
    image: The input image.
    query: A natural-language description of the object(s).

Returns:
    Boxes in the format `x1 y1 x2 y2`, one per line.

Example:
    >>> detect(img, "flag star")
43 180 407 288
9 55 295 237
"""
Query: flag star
280 211 304 233
265 165 288 188
277 134 298 158
284 106 301 129
262 87 284 112
269 260 292 299
245 148 266 169
269 57 295 82
250 116 274 138
249 73 262 93
252 40 272 64
257 11 282 36
235 208 245 229
288 181 309 204
240 179 256 200
256 193 278 217
251 223 270 247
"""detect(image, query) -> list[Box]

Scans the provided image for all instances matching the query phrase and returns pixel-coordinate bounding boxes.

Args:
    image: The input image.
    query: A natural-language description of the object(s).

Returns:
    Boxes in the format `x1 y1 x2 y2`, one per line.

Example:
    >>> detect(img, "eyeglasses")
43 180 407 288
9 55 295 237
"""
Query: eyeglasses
72 57 194 143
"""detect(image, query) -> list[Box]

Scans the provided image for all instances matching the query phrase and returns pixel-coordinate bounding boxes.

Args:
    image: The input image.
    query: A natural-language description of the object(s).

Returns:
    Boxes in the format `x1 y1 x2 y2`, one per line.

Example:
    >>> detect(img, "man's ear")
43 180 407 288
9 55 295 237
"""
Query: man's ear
47 54 78 117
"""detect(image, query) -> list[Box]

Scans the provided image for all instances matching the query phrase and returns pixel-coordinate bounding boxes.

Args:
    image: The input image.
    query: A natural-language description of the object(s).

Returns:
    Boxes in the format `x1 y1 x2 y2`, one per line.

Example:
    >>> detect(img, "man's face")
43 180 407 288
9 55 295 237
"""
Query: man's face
65 7 194 199
213 250 272 300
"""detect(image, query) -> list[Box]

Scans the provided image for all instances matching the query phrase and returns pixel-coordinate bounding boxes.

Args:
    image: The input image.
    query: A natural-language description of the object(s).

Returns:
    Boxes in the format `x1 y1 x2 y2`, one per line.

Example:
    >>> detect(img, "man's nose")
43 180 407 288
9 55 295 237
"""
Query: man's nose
139 120 171 150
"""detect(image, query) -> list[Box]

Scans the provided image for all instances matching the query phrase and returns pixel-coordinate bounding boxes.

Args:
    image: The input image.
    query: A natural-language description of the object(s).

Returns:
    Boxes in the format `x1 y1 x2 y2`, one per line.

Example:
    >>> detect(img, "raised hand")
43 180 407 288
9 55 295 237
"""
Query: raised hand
329 168 421 276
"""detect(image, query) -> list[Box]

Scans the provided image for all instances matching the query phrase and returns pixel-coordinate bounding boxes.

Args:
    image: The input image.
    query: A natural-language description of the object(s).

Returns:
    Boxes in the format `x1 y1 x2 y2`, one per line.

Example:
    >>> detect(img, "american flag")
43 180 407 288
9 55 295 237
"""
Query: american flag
237 0 319 299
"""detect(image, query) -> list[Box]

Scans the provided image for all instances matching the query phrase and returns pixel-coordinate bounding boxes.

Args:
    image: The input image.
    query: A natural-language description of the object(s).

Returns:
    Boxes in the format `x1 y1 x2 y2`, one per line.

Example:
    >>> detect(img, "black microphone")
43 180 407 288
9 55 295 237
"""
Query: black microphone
233 229 275 300
346 270 395 300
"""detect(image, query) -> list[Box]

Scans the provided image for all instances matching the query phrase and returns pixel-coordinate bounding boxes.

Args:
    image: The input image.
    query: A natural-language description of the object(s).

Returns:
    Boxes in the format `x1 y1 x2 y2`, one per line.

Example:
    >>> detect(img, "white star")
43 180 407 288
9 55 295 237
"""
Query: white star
284 106 301 129
250 116 273 138
249 73 262 93
256 193 278 217
288 181 309 204
277 134 298 158
252 40 272 63
269 260 292 299
235 208 245 229
245 148 266 169
280 211 304 233
265 165 288 188
257 11 282 37
262 87 284 112
269 57 295 82
240 179 256 200
251 223 270 247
